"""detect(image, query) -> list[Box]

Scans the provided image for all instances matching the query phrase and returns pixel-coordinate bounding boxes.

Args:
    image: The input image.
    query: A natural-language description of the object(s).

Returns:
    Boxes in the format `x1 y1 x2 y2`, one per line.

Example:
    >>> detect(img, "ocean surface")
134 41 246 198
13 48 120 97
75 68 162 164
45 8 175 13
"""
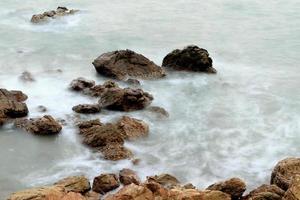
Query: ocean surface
0 0 299 198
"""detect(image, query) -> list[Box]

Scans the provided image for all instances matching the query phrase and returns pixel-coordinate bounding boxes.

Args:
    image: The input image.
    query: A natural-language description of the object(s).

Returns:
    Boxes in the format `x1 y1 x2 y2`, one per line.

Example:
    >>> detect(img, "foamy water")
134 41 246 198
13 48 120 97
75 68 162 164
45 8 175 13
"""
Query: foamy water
0 0 300 198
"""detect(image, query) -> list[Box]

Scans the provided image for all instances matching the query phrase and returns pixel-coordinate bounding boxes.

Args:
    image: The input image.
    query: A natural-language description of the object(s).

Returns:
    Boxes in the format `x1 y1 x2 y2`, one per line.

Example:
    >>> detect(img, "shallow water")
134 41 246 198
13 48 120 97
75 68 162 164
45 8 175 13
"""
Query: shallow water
0 0 300 198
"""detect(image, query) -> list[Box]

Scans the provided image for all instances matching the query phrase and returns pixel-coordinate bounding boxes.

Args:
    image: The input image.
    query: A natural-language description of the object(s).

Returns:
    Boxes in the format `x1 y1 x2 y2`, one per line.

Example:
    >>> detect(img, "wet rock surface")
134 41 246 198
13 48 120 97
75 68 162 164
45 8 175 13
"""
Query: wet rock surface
92 173 120 194
72 104 101 114
119 168 141 185
93 49 166 80
15 115 62 135
244 184 285 200
0 89 28 125
54 176 91 194
31 7 79 23
162 45 217 73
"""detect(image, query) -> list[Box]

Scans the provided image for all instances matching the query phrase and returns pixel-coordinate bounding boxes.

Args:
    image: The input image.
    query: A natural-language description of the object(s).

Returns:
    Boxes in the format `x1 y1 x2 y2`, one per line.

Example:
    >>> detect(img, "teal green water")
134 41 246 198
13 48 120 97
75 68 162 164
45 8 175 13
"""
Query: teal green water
0 0 299 198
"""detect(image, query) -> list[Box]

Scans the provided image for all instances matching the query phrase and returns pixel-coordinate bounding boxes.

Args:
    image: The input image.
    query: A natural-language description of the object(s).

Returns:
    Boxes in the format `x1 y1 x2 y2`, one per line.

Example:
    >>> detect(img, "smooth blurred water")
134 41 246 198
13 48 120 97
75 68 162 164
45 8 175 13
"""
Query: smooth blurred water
0 0 300 198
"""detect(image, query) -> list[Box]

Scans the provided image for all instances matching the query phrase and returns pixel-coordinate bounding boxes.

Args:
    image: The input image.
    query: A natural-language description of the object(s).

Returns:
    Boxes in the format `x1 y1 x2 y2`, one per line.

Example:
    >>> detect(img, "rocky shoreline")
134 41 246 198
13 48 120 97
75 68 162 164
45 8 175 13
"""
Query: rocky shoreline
0 11 295 200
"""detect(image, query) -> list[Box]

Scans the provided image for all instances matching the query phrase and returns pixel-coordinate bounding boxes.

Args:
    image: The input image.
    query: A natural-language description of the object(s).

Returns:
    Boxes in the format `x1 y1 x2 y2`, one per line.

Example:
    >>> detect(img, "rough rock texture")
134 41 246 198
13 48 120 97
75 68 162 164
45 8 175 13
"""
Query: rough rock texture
162 45 217 73
70 77 95 91
15 115 62 135
99 87 153 111
54 176 91 193
271 158 300 190
92 173 120 194
244 184 285 200
283 175 300 200
31 7 79 23
0 89 28 125
119 168 141 185
92 49 166 80
61 192 86 200
116 116 149 140
147 174 180 188
147 106 170 118
72 104 101 114
7 186 66 200
84 191 101 200
207 177 246 199
99 143 133 161
106 183 154 200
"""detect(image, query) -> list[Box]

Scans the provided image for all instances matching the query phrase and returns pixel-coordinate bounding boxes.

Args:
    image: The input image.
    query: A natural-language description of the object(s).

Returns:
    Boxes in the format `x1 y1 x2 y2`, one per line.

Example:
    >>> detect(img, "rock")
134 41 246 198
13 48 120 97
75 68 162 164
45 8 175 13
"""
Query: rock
283 175 300 200
132 158 141 165
92 173 120 194
0 89 28 125
37 105 47 113
105 183 154 200
31 7 79 23
162 45 217 73
7 186 66 200
19 71 35 82
119 168 141 185
84 80 119 97
100 143 133 161
126 78 141 86
245 184 285 200
70 77 95 91
147 174 180 188
201 190 231 200
168 188 202 200
84 191 101 200
54 176 91 193
116 116 149 140
144 181 170 199
77 119 102 131
206 177 246 199
61 192 86 200
92 49 166 80
147 106 169 118
15 115 62 135
183 183 196 189
271 157 300 190
99 87 153 111
72 104 101 114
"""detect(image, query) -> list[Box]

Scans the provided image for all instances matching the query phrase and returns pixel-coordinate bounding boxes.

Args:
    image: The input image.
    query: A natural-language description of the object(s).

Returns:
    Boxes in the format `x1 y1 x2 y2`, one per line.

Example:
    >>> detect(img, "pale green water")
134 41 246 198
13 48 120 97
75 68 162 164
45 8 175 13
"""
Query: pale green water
0 0 300 198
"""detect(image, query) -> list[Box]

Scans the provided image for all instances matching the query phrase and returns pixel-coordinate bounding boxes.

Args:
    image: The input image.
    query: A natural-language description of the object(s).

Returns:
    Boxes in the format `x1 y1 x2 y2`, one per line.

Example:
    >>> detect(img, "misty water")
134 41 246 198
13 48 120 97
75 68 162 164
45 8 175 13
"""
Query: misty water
0 0 300 198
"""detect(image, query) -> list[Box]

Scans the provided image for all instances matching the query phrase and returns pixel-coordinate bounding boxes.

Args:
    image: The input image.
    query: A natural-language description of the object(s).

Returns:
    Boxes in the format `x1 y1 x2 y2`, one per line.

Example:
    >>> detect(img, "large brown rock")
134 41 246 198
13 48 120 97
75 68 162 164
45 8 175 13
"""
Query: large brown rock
147 174 180 188
244 184 285 200
271 158 300 190
15 115 62 135
92 173 120 194
92 49 166 80
207 177 246 199
99 87 153 111
0 89 28 124
7 185 66 200
117 116 149 140
31 7 79 23
162 45 217 73
105 183 154 200
119 168 141 185
283 175 300 200
54 176 91 194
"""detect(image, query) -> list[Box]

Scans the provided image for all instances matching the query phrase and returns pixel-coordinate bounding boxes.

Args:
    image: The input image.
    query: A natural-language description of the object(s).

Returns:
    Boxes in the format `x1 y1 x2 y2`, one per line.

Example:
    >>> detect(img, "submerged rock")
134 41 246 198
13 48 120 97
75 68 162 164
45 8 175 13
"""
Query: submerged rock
147 106 169 118
70 77 95 91
31 7 79 23
19 71 35 82
206 177 246 199
72 104 101 114
15 115 62 135
92 173 120 194
92 49 166 80
162 45 217 73
0 88 28 125
119 168 141 185
271 157 300 190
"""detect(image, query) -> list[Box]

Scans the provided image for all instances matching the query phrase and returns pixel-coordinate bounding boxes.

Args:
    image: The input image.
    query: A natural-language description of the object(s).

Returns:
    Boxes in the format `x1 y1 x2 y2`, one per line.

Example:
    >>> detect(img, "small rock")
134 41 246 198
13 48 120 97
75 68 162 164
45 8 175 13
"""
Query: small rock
245 184 285 200
119 168 141 185
37 105 47 113
92 173 120 194
147 174 180 188
31 7 79 23
117 116 149 140
147 106 169 118
72 104 101 114
70 77 95 91
19 71 35 82
126 78 141 86
100 143 133 161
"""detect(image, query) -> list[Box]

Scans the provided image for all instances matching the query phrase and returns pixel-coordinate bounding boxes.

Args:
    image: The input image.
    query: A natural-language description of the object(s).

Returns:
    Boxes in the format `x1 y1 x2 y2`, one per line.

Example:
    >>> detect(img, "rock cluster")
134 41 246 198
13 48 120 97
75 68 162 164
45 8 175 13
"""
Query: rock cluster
0 89 28 125
31 7 79 23
92 49 166 80
78 116 149 161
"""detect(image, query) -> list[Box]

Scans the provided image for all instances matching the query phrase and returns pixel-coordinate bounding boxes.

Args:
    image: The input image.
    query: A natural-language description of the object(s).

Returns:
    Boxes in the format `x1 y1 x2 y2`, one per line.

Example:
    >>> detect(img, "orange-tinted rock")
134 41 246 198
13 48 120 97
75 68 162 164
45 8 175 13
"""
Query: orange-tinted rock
92 173 120 194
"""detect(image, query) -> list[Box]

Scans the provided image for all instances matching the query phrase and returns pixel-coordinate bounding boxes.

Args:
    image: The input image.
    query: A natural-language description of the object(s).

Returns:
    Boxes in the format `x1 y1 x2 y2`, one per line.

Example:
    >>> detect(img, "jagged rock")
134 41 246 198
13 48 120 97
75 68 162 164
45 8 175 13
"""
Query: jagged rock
72 104 101 114
126 78 141 86
147 106 169 118
0 89 28 125
162 45 217 73
119 168 141 185
54 176 91 193
271 158 300 190
244 184 284 200
283 175 300 200
83 80 119 97
207 177 246 199
15 115 62 135
105 183 154 200
77 119 102 131
92 49 166 80
99 87 153 111
92 173 120 194
7 186 66 200
99 143 133 161
144 181 170 199
31 7 79 23
147 174 180 188
19 71 35 82
116 116 149 140
70 77 95 91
